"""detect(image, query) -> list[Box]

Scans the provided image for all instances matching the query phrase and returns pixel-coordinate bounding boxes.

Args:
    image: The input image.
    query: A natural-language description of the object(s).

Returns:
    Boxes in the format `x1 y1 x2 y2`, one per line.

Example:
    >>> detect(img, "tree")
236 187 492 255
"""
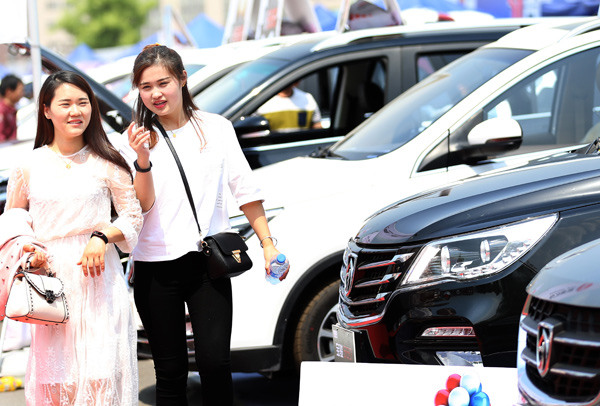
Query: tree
57 0 156 48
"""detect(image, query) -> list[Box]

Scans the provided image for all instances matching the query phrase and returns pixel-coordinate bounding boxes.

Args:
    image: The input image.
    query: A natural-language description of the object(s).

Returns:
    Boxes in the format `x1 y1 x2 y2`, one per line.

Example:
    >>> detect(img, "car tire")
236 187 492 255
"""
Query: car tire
293 280 340 371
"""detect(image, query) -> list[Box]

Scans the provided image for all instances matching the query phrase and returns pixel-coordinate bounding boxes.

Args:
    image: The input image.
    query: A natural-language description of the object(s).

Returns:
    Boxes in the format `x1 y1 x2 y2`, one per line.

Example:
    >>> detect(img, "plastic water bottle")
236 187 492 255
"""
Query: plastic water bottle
266 254 289 285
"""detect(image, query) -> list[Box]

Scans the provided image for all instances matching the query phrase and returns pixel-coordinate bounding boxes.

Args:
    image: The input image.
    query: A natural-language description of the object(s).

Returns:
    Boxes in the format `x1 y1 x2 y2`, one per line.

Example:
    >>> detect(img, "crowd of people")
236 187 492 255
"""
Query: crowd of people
0 44 289 406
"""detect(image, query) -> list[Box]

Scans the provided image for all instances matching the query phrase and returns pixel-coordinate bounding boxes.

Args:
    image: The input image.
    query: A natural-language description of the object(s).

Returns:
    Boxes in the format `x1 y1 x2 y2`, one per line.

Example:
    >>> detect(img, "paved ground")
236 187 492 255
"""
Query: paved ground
0 346 300 405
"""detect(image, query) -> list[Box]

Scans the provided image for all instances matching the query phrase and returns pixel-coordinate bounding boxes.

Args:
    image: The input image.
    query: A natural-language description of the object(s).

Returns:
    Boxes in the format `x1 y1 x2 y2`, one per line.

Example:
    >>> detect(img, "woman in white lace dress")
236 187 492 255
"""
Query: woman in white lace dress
6 71 143 405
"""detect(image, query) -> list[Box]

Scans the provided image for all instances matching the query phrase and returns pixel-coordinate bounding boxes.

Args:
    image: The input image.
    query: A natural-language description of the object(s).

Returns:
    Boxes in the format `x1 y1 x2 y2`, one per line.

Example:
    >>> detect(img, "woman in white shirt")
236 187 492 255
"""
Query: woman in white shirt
123 44 287 406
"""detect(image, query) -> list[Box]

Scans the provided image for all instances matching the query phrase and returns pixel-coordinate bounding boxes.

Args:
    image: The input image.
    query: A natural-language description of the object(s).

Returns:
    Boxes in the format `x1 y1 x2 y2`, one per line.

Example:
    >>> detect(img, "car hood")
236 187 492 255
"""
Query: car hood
251 156 381 209
355 153 600 245
526 238 600 308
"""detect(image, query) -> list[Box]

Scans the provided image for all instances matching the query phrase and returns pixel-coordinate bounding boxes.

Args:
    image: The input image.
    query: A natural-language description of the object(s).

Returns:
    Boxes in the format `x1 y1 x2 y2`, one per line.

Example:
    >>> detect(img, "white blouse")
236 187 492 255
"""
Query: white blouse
118 111 264 262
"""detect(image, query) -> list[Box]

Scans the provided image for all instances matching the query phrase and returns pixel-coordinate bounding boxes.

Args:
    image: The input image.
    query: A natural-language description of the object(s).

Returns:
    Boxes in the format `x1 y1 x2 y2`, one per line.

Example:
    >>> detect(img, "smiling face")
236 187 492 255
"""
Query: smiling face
137 64 186 122
43 83 91 144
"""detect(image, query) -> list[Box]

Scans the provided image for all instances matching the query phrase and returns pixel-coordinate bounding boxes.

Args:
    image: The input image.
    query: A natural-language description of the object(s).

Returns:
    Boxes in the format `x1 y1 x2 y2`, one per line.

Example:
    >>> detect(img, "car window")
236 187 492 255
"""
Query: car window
250 57 387 135
330 48 532 160
193 58 287 114
483 46 600 151
417 51 467 82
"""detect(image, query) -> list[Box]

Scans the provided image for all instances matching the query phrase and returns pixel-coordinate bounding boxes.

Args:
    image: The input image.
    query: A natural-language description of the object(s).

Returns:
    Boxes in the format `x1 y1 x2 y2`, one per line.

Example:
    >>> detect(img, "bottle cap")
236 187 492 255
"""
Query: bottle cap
276 254 286 263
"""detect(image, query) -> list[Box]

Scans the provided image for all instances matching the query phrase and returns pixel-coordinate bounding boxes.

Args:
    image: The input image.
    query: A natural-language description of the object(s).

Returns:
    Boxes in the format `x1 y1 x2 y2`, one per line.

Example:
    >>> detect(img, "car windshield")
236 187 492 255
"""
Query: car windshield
329 48 533 160
193 58 287 114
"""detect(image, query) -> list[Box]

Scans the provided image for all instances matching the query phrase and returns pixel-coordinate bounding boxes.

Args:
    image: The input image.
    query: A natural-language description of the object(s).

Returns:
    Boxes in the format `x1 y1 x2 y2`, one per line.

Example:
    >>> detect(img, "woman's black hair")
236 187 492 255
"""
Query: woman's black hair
34 70 132 178
131 44 200 148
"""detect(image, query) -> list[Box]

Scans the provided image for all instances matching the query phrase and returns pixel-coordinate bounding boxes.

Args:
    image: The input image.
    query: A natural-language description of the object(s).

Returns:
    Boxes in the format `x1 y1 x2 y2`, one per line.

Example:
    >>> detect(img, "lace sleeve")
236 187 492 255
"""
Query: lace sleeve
107 164 143 253
6 167 30 210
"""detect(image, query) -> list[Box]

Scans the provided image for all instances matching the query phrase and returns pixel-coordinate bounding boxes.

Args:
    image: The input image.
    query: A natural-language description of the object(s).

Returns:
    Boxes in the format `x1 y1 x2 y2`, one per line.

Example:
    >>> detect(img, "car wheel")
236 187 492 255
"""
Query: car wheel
293 280 340 370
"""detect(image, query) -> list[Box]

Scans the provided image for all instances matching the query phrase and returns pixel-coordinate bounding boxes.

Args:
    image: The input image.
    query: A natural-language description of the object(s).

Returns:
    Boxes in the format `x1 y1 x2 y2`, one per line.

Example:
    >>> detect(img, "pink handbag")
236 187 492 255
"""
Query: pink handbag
5 268 69 325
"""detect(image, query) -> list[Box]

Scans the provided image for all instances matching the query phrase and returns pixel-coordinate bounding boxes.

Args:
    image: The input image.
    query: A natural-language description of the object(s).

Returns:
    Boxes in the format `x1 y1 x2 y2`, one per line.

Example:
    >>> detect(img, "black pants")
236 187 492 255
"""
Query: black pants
134 251 233 406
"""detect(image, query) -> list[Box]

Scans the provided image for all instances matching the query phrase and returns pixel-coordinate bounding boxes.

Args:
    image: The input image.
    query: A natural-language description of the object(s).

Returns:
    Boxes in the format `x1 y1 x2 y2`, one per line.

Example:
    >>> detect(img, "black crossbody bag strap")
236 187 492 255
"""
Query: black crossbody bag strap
153 118 204 241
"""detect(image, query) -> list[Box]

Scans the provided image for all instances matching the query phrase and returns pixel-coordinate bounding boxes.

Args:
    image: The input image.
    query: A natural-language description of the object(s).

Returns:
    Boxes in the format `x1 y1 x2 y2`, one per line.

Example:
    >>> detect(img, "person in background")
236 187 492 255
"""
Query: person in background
0 74 24 142
5 70 142 405
123 44 288 406
256 81 322 132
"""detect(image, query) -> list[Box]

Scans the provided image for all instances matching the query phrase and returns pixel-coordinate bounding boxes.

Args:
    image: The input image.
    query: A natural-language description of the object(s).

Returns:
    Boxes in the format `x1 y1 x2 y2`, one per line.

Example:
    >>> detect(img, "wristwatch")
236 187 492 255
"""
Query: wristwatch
91 230 108 244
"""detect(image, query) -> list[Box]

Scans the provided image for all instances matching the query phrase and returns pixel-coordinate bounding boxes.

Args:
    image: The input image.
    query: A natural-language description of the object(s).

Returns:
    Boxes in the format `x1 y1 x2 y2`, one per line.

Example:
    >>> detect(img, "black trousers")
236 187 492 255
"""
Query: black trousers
134 251 233 406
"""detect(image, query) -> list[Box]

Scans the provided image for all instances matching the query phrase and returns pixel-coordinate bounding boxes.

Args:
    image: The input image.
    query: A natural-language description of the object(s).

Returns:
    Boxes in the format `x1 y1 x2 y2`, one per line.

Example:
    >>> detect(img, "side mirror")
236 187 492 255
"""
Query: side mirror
234 116 270 139
465 117 522 161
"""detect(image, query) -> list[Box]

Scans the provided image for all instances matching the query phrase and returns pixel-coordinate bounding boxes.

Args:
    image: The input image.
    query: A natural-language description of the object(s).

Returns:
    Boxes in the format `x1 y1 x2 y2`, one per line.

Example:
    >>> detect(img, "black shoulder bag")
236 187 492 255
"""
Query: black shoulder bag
153 119 253 279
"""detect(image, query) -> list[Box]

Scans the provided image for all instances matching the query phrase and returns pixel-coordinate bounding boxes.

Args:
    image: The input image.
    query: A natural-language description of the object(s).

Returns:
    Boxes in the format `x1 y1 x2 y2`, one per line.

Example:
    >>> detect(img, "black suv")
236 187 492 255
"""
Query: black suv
334 144 600 368
518 238 600 405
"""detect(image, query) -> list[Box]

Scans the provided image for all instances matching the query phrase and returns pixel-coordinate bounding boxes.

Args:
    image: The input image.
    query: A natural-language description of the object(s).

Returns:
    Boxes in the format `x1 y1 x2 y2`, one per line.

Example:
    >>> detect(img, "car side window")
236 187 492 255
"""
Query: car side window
483 47 600 152
251 58 388 136
417 52 466 82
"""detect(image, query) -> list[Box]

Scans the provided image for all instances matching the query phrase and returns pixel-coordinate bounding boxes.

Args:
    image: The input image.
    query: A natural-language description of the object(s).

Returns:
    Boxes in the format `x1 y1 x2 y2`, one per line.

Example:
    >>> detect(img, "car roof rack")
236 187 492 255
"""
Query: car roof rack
561 18 600 40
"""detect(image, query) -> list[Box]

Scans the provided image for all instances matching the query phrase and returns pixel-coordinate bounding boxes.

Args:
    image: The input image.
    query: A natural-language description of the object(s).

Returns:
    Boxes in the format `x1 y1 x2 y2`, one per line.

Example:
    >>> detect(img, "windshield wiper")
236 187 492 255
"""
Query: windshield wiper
310 146 343 159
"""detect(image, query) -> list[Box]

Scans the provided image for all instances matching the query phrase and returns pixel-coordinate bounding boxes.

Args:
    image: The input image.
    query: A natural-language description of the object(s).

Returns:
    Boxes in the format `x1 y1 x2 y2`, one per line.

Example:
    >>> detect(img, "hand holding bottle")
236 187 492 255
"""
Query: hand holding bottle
266 254 290 284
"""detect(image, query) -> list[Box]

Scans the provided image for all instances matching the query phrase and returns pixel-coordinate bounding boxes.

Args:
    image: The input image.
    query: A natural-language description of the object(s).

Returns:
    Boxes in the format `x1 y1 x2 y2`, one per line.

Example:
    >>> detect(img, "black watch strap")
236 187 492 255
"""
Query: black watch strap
91 231 108 244
134 159 152 173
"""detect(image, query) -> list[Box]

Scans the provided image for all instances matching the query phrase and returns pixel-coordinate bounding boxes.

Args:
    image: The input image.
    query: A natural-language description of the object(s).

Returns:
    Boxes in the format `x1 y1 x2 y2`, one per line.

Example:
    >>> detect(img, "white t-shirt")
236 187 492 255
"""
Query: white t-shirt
118 111 264 262
256 87 322 132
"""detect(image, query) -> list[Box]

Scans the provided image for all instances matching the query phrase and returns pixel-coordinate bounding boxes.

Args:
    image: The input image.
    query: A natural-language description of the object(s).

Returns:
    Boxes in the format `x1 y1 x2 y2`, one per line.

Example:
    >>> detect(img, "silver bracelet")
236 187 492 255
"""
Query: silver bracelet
259 236 278 248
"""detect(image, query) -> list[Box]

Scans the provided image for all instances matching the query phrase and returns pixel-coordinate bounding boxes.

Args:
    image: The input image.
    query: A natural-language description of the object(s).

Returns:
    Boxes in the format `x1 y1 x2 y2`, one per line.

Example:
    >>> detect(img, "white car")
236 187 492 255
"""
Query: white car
222 17 600 373
88 34 322 105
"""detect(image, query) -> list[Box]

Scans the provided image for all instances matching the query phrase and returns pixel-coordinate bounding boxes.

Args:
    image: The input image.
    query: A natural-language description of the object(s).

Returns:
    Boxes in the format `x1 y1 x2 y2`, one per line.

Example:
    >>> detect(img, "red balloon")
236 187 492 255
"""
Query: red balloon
435 389 450 405
446 374 462 391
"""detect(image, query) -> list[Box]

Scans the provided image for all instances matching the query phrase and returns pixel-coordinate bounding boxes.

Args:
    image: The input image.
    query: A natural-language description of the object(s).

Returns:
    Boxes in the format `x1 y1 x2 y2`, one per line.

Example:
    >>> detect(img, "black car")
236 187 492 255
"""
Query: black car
517 238 600 405
334 143 600 368
194 19 541 168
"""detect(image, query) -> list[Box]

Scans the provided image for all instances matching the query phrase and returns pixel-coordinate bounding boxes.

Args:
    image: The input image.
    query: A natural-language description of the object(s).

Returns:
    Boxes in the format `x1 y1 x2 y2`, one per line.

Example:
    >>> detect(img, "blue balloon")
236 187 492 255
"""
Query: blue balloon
460 374 482 395
448 387 470 406
469 391 490 406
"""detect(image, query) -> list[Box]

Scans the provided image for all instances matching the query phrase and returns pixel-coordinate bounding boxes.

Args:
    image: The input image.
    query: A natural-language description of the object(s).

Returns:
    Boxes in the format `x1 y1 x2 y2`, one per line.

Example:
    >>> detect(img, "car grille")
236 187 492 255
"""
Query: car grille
520 296 600 403
338 239 417 327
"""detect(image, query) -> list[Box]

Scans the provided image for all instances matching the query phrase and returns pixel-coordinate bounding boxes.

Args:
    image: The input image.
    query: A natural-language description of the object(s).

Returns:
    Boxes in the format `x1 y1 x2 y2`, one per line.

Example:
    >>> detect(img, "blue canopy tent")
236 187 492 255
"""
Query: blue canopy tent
115 13 224 59
315 4 338 31
187 13 224 48
67 43 105 69
395 0 467 12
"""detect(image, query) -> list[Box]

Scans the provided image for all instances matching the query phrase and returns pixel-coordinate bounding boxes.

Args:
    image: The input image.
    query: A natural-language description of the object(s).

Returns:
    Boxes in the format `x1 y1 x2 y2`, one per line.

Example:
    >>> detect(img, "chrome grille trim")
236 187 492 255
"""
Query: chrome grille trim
338 240 417 327
519 296 600 403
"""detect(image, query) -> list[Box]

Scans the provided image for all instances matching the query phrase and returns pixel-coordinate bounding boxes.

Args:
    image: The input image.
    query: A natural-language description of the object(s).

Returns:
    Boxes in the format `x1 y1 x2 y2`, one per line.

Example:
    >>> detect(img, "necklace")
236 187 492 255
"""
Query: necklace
49 145 87 169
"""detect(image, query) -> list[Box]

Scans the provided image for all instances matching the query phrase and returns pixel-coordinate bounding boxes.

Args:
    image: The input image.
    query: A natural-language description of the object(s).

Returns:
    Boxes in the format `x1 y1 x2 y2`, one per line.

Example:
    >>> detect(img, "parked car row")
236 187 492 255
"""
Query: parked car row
329 17 600 406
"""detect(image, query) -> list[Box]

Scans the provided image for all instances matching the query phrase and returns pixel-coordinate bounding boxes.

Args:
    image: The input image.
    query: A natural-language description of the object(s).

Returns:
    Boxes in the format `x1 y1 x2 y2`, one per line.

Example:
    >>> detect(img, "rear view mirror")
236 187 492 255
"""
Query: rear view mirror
468 117 522 147
464 117 523 162
234 116 270 139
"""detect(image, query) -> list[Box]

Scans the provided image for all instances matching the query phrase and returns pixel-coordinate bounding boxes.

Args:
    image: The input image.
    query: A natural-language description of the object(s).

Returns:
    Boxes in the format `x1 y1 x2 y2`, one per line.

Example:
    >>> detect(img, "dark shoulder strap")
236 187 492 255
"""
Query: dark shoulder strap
153 118 202 237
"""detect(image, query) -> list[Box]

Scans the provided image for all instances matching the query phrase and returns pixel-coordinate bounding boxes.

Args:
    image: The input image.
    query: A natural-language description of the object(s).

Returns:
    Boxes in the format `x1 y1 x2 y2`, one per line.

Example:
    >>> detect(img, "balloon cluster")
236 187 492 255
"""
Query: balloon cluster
434 373 490 406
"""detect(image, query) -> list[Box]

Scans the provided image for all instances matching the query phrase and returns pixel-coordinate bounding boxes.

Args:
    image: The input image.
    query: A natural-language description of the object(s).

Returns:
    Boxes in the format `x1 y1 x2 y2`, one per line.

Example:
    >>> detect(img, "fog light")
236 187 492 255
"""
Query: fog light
421 326 475 337
437 351 483 367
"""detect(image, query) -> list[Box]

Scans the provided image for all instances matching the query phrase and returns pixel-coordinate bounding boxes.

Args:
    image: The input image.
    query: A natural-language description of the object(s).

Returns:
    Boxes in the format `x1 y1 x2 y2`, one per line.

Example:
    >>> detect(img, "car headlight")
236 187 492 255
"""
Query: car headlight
402 214 557 288
229 207 284 239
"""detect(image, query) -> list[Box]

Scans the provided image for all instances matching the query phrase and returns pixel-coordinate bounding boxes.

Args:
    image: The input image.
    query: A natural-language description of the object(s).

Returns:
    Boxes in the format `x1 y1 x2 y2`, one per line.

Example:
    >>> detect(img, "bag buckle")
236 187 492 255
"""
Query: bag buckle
232 250 242 263
201 241 212 256
45 290 56 304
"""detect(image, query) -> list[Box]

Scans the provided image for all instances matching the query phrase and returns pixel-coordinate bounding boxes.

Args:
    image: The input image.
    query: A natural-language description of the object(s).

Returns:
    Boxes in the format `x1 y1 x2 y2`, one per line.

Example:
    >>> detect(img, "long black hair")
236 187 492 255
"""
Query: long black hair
34 70 132 177
131 44 202 148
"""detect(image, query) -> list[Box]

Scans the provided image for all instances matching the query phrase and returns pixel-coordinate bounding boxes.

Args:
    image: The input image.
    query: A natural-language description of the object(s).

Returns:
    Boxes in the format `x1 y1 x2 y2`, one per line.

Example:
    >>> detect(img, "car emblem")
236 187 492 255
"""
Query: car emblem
536 318 561 378
342 253 357 297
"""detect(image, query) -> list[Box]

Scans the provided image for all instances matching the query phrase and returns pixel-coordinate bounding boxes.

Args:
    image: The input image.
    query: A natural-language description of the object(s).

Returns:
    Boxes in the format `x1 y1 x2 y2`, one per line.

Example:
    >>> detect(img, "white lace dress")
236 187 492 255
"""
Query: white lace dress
6 145 142 406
